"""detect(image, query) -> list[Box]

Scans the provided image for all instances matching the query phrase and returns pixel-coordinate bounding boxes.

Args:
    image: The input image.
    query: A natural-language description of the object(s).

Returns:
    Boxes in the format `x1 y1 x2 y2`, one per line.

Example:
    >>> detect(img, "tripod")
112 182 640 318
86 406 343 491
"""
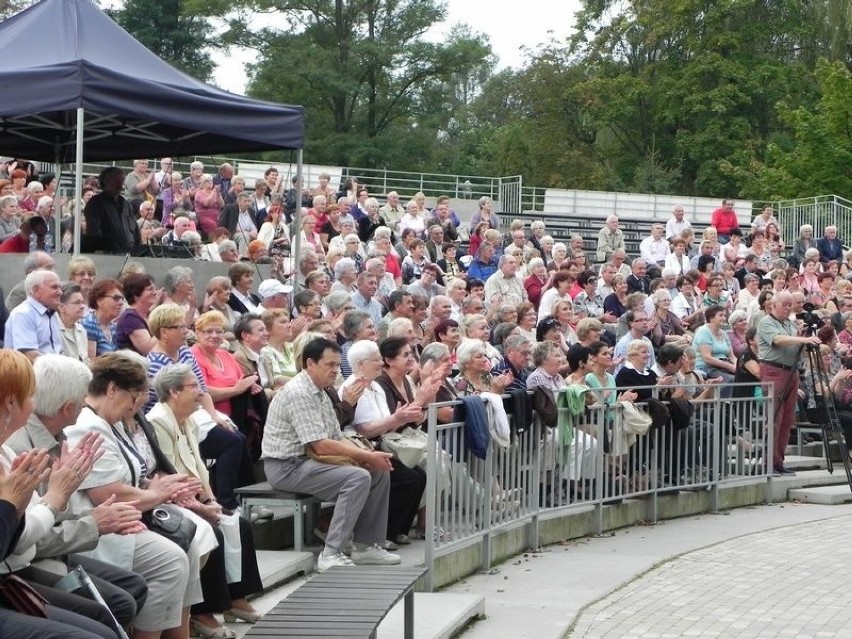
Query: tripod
802 343 852 493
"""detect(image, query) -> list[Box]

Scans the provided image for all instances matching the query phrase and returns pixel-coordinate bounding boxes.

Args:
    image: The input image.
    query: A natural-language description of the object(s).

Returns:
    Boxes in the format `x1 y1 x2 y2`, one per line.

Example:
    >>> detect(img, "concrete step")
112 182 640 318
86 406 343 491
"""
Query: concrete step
256 549 314 590
785 440 845 459
377 592 486 639
784 455 828 471
789 484 852 505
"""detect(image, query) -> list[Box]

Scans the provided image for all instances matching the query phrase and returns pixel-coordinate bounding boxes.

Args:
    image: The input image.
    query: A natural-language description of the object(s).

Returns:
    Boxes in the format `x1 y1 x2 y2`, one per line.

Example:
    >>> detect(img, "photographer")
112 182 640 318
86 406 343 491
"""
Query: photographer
757 291 821 476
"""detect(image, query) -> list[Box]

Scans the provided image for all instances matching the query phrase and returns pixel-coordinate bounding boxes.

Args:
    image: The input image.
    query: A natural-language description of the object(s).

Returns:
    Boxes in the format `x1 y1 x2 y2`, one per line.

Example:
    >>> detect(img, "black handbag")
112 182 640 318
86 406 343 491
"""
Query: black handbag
142 504 197 553
0 573 49 618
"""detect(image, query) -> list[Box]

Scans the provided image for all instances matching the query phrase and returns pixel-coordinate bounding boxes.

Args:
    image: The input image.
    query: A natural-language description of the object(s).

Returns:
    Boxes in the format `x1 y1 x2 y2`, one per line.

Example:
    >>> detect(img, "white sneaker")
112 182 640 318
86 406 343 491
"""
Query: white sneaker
351 544 401 566
316 552 355 573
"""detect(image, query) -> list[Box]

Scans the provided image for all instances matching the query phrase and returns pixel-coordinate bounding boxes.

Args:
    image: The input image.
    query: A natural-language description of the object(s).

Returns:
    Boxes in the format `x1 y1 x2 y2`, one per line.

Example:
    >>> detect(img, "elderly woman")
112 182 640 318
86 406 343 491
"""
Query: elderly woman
115 273 159 355
162 266 199 330
194 174 225 237
399 199 427 237
81 278 123 356
342 340 428 546
693 305 736 396
298 215 325 256
200 276 239 338
468 195 500 233
792 224 815 269
147 364 263 633
614 340 658 401
226 263 260 316
340 310 378 378
261 308 298 384
649 289 688 348
727 309 749 357
67 255 97 301
523 257 548 309
257 196 289 253
58 282 91 363
603 273 629 319
459 312 501 364
452 338 513 395
294 289 322 320
64 353 202 639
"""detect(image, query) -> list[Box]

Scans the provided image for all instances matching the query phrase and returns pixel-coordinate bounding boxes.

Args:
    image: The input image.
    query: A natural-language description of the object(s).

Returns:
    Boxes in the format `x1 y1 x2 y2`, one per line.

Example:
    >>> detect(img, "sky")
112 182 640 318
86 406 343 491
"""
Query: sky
210 0 584 95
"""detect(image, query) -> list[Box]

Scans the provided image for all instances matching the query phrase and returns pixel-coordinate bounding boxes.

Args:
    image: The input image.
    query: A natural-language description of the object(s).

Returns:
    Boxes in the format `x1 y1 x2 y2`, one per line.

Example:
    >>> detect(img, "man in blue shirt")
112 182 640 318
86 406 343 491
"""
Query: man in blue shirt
5 269 63 360
467 242 499 281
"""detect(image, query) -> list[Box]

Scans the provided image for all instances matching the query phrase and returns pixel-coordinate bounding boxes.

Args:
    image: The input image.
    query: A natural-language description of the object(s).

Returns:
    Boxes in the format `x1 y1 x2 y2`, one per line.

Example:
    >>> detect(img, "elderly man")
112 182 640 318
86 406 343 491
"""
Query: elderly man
257 279 293 311
352 271 384 326
5 269 63 359
425 224 445 262
607 248 632 278
7 355 148 628
378 290 413 339
407 264 445 301
379 191 404 228
5 250 55 312
817 225 843 264
613 309 656 373
639 224 670 277
161 215 194 247
213 162 234 200
484 254 527 307
428 295 453 325
426 201 458 243
82 166 141 254
626 258 651 294
666 205 692 241
123 159 159 204
365 256 396 307
758 292 822 476
492 335 532 390
596 215 625 263
262 337 399 572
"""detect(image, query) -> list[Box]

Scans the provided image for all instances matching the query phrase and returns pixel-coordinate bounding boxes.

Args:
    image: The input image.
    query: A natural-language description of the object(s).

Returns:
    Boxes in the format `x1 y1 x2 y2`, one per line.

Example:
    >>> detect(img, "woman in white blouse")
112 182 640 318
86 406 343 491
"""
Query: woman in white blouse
340 340 426 547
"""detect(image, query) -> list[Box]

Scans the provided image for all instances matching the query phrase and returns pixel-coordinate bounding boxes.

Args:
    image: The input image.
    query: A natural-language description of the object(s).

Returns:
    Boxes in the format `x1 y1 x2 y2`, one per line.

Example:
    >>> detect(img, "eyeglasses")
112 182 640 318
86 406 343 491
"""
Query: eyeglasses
181 383 200 391
73 271 95 277
103 294 124 302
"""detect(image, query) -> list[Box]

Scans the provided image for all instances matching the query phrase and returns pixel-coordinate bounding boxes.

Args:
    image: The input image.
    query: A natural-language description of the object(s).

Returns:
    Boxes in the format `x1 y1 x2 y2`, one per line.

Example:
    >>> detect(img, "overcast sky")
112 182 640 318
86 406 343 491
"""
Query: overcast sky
211 0 583 95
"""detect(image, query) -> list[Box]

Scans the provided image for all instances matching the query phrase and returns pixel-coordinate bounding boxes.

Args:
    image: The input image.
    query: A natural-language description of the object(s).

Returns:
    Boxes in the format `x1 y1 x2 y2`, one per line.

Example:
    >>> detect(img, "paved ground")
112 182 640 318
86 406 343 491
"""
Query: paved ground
569 514 852 638
449 502 852 639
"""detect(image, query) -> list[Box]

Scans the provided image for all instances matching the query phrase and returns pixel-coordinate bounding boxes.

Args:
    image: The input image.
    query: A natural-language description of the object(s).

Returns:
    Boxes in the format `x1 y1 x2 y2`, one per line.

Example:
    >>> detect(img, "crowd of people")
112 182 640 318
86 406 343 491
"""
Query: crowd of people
0 157 850 636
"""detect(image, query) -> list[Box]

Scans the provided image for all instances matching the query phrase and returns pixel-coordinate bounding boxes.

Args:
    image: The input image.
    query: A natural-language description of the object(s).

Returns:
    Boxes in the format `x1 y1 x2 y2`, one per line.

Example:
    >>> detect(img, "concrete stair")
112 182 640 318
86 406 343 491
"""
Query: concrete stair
783 455 828 471
788 484 852 505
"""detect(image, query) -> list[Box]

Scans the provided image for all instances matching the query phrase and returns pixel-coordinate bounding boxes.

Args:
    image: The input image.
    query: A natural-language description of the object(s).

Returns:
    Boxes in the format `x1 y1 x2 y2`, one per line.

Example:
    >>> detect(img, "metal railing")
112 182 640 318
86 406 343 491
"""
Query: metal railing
773 194 852 249
422 383 773 590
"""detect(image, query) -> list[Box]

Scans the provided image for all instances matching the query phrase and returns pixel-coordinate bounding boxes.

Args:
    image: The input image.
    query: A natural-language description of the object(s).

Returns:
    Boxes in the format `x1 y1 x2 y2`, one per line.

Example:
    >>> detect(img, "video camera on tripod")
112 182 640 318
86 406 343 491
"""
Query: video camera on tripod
797 302 823 337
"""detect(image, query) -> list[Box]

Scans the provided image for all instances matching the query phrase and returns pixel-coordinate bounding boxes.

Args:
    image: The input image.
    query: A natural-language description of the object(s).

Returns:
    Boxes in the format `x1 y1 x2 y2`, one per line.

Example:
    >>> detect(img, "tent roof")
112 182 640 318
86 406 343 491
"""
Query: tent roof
0 0 303 162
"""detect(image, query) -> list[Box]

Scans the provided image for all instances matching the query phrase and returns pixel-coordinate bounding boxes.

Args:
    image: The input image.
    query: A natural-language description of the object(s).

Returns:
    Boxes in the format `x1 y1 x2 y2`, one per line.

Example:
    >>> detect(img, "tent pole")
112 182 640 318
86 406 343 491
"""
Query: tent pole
72 108 84 255
291 148 304 310
53 146 62 252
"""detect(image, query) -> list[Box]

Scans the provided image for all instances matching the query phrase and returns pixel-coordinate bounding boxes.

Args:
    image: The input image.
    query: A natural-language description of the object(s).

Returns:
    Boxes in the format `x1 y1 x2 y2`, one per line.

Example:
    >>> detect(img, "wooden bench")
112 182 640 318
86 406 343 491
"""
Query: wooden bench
246 566 427 638
235 482 321 552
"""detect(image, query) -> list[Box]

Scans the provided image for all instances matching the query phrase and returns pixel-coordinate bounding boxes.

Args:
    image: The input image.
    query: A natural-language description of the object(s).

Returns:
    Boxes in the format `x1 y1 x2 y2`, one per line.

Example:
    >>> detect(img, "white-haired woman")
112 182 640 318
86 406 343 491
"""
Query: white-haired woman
162 265 199 331
547 242 569 272
460 313 501 364
148 364 263 634
398 200 427 237
58 281 91 364
342 340 427 546
649 289 688 349
453 338 512 395
297 215 325 257
727 309 749 358
468 196 500 234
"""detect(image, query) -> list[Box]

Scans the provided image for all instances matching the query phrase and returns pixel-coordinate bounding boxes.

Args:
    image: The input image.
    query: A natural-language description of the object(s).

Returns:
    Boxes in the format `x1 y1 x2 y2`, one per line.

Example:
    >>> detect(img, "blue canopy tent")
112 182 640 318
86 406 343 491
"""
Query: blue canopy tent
0 0 304 252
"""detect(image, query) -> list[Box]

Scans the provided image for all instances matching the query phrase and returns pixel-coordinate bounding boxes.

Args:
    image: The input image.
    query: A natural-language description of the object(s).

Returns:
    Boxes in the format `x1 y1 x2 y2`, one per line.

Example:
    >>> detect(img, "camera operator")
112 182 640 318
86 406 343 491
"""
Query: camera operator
757 291 821 476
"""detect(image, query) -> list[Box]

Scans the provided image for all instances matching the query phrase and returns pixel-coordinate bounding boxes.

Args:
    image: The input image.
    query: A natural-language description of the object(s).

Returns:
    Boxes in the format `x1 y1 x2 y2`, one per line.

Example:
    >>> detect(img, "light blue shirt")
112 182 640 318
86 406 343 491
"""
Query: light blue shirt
352 291 383 327
5 297 63 355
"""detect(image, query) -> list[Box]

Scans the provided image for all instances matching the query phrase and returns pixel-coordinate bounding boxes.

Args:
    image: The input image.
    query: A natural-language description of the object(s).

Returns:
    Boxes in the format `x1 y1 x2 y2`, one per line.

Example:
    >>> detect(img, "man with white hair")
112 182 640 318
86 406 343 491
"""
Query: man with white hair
124 159 159 204
379 191 404 228
639 224 670 277
484 254 527 306
428 295 453 324
666 205 692 241
596 214 625 263
5 250 56 313
817 225 843 264
5 269 63 358
7 355 148 629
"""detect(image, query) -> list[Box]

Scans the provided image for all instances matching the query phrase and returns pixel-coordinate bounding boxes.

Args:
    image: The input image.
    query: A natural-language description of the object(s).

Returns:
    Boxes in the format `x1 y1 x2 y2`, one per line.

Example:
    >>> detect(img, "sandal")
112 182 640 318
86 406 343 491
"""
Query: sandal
190 619 236 639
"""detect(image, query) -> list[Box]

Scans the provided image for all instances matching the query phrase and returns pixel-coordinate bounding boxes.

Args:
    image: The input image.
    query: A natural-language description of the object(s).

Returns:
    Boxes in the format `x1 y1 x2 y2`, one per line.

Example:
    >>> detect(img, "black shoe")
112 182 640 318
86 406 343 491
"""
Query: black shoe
773 465 796 476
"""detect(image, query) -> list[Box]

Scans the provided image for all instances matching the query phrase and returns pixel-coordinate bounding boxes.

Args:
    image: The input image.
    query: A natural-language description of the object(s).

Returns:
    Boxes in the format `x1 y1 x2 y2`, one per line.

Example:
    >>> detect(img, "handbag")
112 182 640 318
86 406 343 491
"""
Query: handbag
306 433 373 468
381 426 428 469
0 574 49 618
142 504 197 553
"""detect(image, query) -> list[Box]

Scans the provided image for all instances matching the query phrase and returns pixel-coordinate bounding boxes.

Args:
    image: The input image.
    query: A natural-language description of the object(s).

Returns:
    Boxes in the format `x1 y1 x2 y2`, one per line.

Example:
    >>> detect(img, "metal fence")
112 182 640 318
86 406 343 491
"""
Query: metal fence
422 383 773 591
773 194 852 249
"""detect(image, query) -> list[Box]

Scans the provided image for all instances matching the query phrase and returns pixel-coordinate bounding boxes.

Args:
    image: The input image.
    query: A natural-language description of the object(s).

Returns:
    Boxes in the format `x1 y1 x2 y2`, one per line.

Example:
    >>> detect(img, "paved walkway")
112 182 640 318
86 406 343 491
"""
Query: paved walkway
449 502 852 639
569 514 852 638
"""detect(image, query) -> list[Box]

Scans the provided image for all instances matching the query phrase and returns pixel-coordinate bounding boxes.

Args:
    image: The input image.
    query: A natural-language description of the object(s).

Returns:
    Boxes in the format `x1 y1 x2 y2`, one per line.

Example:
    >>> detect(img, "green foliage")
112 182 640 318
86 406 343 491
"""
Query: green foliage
107 0 219 81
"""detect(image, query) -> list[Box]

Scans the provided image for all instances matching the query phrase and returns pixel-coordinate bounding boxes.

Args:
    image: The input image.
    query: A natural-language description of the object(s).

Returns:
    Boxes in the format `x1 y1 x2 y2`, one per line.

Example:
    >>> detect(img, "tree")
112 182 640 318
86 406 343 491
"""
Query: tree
236 0 494 168
107 0 221 81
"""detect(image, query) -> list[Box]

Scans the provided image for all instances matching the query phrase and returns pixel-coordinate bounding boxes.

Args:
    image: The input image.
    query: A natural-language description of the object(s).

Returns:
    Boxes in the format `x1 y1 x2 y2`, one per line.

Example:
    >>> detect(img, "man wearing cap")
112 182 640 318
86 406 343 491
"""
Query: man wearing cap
407 264 445 301
484 255 527 307
258 279 293 312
